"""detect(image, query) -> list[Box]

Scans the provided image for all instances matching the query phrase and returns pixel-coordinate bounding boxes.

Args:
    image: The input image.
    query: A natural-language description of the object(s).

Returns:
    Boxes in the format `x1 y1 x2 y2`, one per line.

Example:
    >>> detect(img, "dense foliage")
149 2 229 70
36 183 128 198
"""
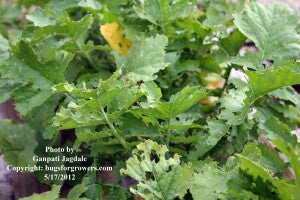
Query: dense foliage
0 0 300 199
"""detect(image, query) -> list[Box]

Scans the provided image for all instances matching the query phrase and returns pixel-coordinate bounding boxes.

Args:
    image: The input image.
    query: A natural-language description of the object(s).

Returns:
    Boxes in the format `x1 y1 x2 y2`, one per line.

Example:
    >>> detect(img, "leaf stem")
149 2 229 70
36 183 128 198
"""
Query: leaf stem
100 107 130 153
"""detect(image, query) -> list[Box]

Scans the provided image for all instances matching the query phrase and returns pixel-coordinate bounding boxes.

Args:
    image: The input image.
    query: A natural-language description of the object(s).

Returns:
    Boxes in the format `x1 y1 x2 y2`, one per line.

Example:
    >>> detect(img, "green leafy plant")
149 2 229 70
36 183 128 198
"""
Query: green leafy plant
0 0 300 199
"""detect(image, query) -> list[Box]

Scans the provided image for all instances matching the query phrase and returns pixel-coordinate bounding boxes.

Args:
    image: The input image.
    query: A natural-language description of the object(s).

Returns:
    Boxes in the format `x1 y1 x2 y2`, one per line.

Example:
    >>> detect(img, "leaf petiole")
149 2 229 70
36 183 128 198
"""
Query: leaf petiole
100 107 130 154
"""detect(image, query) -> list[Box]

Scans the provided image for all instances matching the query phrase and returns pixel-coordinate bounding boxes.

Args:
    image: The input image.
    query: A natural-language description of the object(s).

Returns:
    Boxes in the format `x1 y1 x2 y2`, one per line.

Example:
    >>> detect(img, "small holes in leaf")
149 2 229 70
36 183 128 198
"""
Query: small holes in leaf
150 150 160 163
166 166 172 173
145 171 155 180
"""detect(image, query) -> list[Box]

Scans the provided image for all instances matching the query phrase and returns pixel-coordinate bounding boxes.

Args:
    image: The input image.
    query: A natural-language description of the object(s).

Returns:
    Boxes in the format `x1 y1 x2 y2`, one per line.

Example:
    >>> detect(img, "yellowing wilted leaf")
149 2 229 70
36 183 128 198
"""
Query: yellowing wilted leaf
100 22 132 57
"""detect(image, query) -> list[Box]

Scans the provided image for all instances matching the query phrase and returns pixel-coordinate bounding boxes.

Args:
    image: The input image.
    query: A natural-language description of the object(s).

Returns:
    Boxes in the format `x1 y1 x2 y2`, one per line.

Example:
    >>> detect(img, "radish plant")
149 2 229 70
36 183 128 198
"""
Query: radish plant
0 0 300 199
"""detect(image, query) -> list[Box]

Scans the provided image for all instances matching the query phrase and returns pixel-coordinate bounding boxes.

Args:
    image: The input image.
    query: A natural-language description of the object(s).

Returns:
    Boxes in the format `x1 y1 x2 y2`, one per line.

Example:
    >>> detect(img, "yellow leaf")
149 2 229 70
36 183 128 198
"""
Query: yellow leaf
100 22 132 57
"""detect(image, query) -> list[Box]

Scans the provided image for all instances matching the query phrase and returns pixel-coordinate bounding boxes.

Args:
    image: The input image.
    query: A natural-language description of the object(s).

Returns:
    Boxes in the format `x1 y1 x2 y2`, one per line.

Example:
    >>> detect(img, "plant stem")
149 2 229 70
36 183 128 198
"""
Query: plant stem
166 116 172 146
158 130 164 143
83 50 98 69
100 107 130 153
220 65 232 96
73 40 99 71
